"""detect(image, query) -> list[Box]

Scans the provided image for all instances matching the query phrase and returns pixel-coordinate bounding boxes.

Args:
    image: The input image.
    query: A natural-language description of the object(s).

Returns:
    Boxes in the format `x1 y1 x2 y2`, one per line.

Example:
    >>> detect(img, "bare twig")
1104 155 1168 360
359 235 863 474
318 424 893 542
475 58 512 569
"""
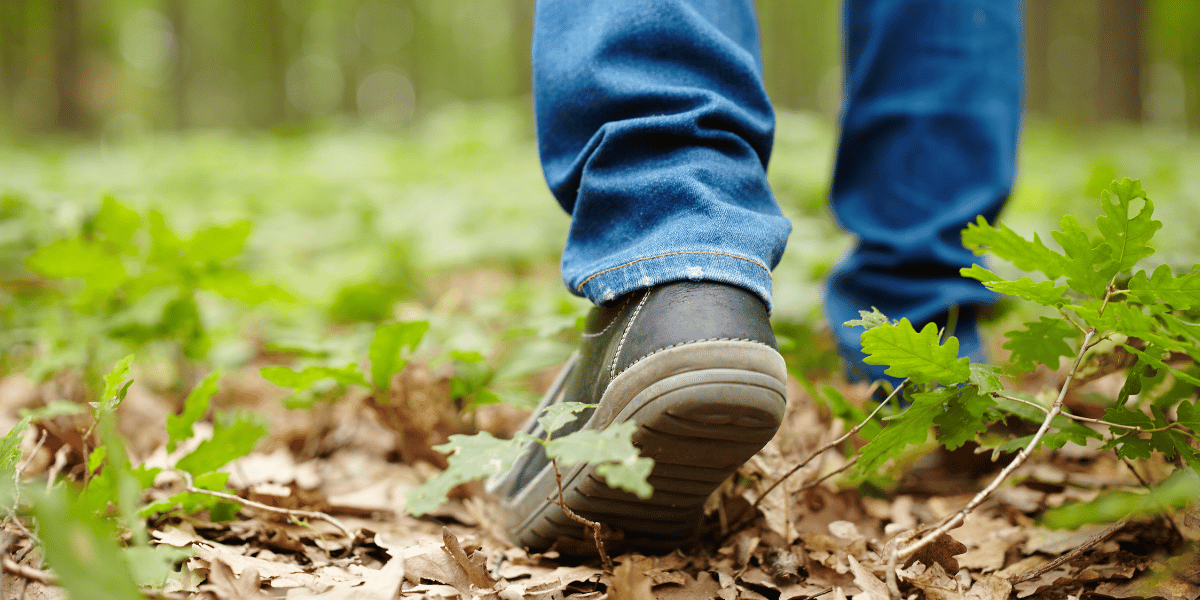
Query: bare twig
45 446 70 494
2 557 56 586
995 393 1199 439
885 546 901 599
182 484 356 541
16 429 48 476
548 459 613 573
1008 518 1129 585
894 327 1098 568
752 382 901 513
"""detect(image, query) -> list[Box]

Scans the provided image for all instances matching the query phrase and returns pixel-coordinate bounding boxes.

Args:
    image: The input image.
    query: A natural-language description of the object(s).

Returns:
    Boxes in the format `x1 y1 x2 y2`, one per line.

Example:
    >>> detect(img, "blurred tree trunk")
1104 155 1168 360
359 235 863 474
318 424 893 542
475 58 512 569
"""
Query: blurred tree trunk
1024 0 1051 118
52 0 87 131
1097 0 1145 122
167 0 189 129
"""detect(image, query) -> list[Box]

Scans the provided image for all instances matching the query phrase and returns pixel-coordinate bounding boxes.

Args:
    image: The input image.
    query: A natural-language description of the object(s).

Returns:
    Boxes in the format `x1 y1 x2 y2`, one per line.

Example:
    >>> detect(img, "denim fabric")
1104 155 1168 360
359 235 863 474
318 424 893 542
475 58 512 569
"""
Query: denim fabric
533 0 791 310
826 0 1023 382
534 0 1022 374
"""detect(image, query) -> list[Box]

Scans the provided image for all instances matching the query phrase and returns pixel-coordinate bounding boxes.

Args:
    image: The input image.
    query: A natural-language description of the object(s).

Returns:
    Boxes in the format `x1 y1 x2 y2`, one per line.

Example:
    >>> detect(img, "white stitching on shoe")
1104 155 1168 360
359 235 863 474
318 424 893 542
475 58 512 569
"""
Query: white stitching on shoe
611 337 777 381
580 296 630 339
610 291 650 382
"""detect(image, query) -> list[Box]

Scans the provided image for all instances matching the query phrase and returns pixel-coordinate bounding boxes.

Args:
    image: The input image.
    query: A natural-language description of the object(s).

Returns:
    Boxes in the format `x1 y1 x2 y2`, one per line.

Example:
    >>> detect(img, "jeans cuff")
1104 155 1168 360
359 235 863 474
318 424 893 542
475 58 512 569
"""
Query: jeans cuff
571 250 775 313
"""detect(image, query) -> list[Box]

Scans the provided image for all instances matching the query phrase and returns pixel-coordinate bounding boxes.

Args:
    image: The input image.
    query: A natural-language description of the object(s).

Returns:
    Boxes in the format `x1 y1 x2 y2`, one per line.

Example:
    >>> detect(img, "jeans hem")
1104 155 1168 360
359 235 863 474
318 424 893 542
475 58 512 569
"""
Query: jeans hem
571 250 775 313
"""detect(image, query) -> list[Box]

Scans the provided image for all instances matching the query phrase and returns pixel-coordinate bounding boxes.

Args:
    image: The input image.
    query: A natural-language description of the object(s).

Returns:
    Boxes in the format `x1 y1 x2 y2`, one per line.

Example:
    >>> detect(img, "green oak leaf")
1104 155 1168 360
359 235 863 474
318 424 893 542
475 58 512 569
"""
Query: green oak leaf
369 321 429 391
545 421 641 467
166 370 221 453
843 307 892 331
405 432 532 516
188 221 252 265
1040 468 1200 529
934 387 998 450
855 389 948 475
1052 215 1113 299
537 402 596 436
961 217 1066 280
596 455 654 499
860 319 970 386
1002 317 1078 372
1096 178 1160 273
961 266 1069 307
1127 264 1200 311
174 410 267 476
260 364 371 391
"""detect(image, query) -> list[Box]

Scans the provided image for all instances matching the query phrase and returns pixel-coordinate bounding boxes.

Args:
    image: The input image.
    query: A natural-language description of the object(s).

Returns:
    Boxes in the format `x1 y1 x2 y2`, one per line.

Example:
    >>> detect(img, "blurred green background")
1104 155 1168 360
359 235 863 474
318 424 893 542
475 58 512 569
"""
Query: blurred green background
5 0 1200 385
0 0 1191 136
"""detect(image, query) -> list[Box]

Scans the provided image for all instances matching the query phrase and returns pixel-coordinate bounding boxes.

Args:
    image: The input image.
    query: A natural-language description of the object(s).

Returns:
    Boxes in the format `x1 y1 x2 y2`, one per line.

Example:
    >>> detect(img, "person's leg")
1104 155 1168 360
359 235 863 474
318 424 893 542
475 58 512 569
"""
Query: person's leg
825 0 1024 386
493 0 791 550
534 0 792 310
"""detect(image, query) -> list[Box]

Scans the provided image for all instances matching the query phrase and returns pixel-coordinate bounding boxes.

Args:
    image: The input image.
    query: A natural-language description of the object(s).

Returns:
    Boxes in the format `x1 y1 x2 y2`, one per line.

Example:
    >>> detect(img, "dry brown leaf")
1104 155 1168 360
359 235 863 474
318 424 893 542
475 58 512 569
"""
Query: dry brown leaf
402 540 475 595
193 541 307 581
846 555 888 600
653 570 722 600
1022 523 1110 555
441 527 497 589
963 575 1012 600
902 532 967 573
609 556 655 600
199 560 272 600
897 562 961 600
283 558 406 600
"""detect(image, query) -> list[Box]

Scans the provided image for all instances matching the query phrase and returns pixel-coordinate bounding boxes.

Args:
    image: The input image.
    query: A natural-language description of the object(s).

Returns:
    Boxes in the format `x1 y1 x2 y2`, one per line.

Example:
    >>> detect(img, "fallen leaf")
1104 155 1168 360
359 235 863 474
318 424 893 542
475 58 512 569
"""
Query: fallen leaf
963 575 1012 600
402 540 474 595
442 527 497 589
609 555 655 600
902 532 967 573
847 555 888 600
200 560 272 600
897 562 961 600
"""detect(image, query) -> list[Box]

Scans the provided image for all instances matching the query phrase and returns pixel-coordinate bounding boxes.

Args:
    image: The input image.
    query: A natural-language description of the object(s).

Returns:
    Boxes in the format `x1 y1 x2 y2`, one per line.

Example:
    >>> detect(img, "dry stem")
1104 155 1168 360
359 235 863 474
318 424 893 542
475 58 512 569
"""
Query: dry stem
752 382 901 513
182 484 356 541
1008 518 1129 585
2 557 56 586
997 393 1198 439
549 459 613 572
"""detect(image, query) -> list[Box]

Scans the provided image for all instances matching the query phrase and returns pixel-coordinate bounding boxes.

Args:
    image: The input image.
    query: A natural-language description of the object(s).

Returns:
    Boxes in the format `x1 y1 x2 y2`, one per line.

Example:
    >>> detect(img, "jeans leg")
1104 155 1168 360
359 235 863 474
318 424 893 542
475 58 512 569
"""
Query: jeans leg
534 0 792 311
825 0 1024 380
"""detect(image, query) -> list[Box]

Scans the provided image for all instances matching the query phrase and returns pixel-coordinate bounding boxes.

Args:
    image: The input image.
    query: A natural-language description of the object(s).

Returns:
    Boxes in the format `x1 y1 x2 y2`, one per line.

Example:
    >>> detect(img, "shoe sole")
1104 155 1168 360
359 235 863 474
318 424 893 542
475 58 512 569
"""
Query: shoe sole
499 339 787 551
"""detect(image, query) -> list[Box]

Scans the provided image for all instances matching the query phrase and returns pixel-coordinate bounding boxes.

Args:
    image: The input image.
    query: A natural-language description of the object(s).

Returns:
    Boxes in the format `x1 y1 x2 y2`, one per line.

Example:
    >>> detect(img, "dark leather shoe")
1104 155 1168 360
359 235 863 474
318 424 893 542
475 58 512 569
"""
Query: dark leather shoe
487 281 787 550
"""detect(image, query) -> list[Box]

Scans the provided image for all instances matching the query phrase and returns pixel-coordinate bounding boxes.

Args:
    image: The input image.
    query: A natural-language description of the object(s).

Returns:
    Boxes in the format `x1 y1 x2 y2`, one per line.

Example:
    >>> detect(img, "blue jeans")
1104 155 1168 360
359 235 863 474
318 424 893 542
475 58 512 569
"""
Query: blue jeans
534 0 1022 378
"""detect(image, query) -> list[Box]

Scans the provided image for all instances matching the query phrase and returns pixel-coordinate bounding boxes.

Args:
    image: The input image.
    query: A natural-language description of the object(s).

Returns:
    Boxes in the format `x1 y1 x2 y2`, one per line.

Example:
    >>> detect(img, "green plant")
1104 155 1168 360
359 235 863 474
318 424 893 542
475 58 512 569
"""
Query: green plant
15 197 291 380
404 401 652 517
836 179 1199 579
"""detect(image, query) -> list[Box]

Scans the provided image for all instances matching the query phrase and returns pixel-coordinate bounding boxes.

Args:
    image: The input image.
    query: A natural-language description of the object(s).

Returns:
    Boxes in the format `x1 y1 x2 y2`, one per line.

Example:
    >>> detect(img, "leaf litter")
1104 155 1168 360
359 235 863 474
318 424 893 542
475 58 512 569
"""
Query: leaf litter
1 348 1197 599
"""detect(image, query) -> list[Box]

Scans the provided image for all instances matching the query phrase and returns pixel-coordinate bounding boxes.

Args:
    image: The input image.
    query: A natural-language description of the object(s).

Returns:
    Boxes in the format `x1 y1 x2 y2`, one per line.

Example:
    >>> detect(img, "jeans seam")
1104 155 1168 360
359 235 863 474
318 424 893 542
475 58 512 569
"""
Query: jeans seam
610 291 650 382
575 251 771 294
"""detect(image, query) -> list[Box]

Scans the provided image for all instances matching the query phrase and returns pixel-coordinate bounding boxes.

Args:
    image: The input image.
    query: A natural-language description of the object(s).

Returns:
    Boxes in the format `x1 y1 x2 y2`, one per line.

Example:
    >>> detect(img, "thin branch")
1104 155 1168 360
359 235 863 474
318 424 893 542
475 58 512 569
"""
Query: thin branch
2 557 56 586
995 393 1198 439
1058 308 1087 335
885 546 901 599
17 429 48 476
752 382 901 513
1008 518 1128 585
796 455 859 497
182 485 356 541
895 327 1097 565
548 459 613 573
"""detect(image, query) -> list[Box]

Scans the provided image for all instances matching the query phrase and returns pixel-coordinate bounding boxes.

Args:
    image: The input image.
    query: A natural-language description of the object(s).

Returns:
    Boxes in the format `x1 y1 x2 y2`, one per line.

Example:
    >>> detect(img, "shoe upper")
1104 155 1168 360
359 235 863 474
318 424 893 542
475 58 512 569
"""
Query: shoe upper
507 280 778 495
